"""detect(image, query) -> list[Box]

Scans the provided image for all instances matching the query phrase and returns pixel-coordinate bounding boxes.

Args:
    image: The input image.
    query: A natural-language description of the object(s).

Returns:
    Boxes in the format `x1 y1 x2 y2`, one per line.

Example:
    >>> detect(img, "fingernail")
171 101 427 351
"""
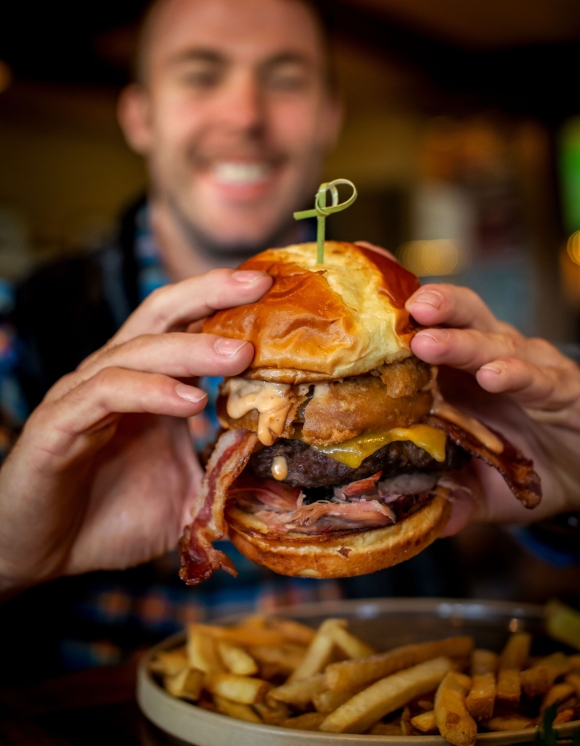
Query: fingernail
408 290 443 309
231 270 268 284
175 384 207 403
415 329 449 343
214 337 248 356
480 361 506 375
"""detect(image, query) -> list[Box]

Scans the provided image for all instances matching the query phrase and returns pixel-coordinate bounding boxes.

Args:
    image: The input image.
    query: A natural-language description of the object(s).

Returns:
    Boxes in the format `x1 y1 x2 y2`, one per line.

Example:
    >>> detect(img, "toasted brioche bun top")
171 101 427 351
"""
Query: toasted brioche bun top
203 242 420 383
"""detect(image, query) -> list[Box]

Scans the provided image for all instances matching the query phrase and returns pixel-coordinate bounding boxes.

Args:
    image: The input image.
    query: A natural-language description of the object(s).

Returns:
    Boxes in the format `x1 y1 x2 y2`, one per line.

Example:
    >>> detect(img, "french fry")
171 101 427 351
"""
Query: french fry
189 622 287 647
164 667 205 701
465 651 497 722
288 618 346 682
496 670 521 709
267 672 327 705
253 700 290 724
521 652 570 697
411 709 438 734
541 682 575 713
217 641 258 676
268 618 316 646
150 647 189 677
207 673 270 705
499 632 532 669
213 695 262 723
471 649 498 676
249 644 306 674
280 712 326 731
325 636 474 692
496 632 531 708
435 671 477 746
312 687 362 714
545 599 580 651
187 628 224 674
483 714 535 731
466 671 495 721
332 626 375 659
320 656 452 734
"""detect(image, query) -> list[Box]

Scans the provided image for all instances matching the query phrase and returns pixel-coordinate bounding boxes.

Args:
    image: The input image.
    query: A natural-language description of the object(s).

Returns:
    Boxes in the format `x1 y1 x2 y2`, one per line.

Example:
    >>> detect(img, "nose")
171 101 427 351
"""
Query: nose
216 70 265 135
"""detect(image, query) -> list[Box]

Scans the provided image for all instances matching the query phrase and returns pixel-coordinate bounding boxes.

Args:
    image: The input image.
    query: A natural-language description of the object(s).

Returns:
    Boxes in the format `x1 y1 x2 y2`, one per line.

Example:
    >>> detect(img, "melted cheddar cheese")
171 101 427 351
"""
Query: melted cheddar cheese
313 424 447 469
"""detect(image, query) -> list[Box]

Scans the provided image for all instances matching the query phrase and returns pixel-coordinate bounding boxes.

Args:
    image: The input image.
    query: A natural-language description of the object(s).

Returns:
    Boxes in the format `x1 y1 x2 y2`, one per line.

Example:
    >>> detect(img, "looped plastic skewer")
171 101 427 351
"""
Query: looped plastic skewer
294 179 358 264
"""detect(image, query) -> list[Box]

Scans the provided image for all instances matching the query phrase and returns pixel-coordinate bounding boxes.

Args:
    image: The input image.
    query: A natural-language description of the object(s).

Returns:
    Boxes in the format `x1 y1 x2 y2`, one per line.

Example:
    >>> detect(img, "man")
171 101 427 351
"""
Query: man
1 0 579 679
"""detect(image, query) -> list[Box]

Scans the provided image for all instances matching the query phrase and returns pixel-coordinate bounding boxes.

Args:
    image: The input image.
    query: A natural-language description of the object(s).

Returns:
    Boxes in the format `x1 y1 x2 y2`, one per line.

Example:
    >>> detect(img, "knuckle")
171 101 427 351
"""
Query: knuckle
499 333 519 356
142 284 175 324
528 337 555 356
89 366 121 392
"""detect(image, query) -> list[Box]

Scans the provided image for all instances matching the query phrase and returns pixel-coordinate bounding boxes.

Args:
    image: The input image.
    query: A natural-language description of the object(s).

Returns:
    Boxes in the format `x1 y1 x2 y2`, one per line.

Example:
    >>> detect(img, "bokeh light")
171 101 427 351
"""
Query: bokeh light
398 239 468 276
566 230 580 265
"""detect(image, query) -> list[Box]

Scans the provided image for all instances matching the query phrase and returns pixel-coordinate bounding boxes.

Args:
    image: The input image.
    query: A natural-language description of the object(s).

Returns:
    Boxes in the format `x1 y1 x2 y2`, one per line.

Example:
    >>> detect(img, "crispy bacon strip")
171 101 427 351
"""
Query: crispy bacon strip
424 415 541 508
179 429 259 585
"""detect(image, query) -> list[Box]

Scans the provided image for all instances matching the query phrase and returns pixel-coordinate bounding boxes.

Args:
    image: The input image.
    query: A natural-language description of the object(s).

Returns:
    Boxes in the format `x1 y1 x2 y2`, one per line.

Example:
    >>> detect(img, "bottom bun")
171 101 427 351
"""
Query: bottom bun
227 492 451 579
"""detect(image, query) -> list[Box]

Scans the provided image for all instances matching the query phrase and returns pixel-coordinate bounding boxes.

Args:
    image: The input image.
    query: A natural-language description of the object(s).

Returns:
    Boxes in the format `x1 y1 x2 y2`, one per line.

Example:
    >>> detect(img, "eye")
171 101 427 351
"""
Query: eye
264 64 311 92
180 64 222 90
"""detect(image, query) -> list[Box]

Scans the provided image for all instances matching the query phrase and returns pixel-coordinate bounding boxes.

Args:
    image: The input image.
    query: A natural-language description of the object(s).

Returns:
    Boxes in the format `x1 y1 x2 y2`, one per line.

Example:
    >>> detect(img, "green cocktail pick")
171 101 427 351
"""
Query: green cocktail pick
293 179 358 264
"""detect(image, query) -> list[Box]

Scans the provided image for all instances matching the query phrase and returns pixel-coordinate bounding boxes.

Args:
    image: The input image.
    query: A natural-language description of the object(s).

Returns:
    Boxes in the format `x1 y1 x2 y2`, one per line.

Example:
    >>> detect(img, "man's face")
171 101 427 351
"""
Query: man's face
121 0 342 252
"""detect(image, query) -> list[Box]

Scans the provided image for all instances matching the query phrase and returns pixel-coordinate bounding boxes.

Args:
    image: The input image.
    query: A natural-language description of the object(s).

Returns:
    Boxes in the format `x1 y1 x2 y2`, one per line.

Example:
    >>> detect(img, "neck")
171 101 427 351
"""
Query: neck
148 194 303 281
149 196 215 281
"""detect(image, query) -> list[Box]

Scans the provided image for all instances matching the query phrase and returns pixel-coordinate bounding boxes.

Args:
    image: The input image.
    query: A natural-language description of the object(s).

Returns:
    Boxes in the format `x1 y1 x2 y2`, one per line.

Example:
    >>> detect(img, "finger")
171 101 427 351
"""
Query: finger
476 356 580 412
112 268 272 343
406 284 513 335
439 492 476 537
78 332 253 381
411 327 521 374
25 368 208 461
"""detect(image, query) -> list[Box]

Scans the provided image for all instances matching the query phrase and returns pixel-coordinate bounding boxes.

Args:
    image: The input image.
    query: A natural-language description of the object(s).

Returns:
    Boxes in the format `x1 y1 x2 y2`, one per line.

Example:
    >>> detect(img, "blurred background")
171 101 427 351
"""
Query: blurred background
0 0 579 604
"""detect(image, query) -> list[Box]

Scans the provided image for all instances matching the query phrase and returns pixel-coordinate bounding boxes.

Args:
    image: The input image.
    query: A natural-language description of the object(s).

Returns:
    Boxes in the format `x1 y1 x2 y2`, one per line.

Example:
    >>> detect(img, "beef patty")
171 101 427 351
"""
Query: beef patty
249 436 469 488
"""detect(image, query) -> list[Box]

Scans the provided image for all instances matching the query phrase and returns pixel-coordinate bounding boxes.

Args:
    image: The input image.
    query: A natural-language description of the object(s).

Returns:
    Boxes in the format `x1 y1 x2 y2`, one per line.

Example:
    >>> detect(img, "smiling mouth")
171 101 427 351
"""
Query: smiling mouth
212 161 273 187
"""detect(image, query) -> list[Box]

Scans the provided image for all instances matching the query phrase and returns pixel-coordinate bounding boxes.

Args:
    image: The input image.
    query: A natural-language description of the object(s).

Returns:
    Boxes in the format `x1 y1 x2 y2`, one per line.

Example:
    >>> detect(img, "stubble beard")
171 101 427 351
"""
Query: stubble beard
165 189 303 265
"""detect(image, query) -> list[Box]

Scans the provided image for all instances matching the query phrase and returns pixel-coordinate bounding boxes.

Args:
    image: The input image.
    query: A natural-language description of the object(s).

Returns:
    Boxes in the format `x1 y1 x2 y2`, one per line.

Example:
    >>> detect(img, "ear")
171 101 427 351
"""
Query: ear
320 94 344 151
117 84 154 155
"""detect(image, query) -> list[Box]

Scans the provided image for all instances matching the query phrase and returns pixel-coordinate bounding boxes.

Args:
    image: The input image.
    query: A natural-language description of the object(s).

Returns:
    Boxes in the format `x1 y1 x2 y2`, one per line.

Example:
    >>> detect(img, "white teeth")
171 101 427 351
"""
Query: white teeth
213 162 270 186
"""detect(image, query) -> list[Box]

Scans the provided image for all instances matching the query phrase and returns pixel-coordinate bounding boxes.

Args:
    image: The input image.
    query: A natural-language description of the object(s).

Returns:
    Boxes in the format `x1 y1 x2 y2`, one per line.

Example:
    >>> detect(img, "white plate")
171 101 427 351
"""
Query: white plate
137 597 580 746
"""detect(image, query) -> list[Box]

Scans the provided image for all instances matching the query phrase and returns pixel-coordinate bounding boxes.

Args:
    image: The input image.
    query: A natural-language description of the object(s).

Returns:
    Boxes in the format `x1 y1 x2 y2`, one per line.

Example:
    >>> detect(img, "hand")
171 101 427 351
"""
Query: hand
0 269 272 593
405 284 580 533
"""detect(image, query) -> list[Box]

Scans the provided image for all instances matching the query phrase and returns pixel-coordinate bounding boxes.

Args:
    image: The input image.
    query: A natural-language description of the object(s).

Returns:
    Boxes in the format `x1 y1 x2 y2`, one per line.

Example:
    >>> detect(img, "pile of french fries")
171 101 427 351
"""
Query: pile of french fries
149 614 580 744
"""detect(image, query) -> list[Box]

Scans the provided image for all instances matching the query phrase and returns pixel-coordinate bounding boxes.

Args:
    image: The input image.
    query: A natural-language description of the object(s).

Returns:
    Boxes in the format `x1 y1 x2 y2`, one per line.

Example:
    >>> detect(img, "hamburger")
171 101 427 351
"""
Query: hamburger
179 242 541 584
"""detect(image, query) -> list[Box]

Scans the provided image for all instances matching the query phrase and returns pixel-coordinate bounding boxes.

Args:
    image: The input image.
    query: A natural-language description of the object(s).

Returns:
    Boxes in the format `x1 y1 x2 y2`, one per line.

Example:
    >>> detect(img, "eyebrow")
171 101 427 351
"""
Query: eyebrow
168 48 314 69
169 49 226 67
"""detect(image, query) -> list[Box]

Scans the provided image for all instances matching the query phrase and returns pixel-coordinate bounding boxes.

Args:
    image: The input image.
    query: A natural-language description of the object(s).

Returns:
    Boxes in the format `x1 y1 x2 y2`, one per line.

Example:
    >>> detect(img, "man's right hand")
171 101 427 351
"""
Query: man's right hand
0 268 272 595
